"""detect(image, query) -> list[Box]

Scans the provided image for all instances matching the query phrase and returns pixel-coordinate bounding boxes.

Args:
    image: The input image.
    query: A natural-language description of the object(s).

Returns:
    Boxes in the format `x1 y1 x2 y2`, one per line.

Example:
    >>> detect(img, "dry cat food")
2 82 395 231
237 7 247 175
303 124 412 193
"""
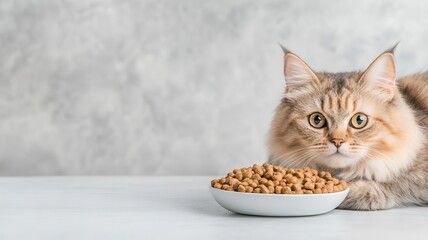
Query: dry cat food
211 163 347 194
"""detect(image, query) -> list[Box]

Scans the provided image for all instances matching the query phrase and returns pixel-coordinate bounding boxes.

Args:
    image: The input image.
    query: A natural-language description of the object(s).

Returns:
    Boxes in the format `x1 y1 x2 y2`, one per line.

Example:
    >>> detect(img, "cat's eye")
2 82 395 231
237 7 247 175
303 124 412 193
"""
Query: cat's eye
350 113 368 129
308 112 326 128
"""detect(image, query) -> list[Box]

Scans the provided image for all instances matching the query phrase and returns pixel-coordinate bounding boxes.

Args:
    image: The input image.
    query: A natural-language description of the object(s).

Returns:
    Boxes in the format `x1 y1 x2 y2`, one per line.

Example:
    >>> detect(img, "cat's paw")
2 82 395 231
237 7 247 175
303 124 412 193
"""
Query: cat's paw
337 180 395 210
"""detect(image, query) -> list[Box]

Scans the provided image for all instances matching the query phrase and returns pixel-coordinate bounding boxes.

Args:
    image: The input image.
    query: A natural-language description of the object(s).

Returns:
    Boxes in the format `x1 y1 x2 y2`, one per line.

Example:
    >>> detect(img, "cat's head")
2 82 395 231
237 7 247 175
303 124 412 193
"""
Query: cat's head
268 46 423 181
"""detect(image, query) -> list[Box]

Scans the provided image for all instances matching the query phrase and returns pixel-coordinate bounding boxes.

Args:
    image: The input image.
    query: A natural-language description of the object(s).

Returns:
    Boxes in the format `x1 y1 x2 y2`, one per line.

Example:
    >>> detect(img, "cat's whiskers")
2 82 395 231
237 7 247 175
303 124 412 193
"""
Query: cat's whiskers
281 148 322 168
271 150 307 167
287 151 319 168
273 150 306 167
270 146 316 165
283 153 306 168
269 149 300 165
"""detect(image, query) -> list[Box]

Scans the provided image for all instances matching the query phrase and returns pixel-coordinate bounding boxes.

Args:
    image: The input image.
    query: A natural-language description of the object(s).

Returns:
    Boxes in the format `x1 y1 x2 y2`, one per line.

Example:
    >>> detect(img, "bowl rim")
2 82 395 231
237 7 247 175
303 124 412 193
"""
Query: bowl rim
210 186 349 197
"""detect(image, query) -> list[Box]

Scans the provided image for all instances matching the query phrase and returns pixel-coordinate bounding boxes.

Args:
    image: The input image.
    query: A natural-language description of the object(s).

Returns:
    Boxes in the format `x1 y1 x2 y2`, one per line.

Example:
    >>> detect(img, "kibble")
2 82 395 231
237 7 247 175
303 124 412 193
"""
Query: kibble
211 163 347 194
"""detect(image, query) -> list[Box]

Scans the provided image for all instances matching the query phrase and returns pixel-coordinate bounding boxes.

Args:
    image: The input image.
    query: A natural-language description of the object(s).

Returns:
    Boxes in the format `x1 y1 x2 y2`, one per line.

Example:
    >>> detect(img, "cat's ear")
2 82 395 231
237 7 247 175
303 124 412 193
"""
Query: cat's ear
359 49 397 98
282 46 320 96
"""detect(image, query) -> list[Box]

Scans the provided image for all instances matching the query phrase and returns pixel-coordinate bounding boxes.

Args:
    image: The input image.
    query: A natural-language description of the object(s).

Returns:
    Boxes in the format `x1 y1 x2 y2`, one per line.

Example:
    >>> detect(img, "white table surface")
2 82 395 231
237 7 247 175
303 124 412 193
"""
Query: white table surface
0 176 426 240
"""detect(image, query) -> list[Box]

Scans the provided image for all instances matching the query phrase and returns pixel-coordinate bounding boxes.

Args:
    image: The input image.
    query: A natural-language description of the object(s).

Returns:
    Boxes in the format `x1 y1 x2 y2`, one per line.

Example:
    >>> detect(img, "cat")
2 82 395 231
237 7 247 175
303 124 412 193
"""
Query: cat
267 45 428 210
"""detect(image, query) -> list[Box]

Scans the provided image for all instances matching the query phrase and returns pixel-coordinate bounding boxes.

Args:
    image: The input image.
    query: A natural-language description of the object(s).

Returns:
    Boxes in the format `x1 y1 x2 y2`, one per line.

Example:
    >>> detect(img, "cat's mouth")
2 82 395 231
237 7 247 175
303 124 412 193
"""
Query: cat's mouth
327 148 351 159
318 151 356 169
328 144 350 157
314 144 367 169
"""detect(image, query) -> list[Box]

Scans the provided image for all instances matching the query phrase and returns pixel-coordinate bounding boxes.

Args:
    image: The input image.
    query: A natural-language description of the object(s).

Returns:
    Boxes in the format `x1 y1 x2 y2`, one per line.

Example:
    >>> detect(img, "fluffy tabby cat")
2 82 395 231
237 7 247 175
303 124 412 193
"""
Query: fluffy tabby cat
268 46 428 210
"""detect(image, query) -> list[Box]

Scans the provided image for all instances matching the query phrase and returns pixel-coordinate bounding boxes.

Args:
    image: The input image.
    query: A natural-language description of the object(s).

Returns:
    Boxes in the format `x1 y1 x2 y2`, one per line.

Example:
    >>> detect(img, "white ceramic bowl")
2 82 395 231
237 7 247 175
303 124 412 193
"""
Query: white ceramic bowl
210 187 349 216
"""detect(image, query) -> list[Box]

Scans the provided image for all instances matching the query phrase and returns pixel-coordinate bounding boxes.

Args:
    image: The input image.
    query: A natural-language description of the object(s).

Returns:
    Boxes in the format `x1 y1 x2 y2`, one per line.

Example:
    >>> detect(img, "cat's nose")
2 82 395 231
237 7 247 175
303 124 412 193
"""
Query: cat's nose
332 138 345 148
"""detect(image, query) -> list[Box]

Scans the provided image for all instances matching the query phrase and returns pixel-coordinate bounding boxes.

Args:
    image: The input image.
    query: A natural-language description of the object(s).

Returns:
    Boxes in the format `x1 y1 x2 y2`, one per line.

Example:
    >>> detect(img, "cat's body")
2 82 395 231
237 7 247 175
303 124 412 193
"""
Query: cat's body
268 48 428 210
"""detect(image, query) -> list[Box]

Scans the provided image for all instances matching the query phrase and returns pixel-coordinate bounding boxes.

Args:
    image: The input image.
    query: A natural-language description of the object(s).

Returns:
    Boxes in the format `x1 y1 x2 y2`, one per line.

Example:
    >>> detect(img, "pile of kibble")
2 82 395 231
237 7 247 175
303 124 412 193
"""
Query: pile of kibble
211 163 347 194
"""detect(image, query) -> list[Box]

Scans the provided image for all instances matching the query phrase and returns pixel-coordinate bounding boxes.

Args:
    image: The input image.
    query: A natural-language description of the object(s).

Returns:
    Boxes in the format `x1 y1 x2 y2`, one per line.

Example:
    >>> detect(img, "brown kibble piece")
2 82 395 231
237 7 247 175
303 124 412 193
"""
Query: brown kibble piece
263 163 274 172
253 164 264 175
229 178 239 187
311 169 318 175
235 171 243 181
284 174 293 182
252 174 261 181
303 177 312 184
243 178 252 184
243 171 253 179
324 172 333 180
272 173 284 181
211 179 219 187
311 176 317 183
314 189 322 194
260 185 269 194
294 171 304 179
291 183 302 191
304 182 315 190
249 181 258 188
326 184 334 193
264 171 274 179
237 185 246 192
281 186 292 194
259 178 268 185
315 182 325 189
316 177 325 183
290 177 298 184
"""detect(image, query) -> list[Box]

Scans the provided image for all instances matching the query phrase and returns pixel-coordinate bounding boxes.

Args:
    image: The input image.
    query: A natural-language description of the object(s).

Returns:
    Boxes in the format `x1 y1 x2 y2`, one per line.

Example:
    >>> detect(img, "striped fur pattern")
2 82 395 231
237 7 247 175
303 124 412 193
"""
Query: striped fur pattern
268 48 428 210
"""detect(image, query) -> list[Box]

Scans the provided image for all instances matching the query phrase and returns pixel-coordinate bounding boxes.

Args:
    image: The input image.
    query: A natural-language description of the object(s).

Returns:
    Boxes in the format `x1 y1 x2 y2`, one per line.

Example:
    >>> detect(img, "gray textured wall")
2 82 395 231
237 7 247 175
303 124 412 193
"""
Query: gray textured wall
0 0 427 175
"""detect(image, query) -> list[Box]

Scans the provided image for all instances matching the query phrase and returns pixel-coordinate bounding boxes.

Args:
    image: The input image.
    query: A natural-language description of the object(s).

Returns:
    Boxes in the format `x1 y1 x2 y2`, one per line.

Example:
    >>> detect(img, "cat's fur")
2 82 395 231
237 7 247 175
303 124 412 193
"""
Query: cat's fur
268 46 428 210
